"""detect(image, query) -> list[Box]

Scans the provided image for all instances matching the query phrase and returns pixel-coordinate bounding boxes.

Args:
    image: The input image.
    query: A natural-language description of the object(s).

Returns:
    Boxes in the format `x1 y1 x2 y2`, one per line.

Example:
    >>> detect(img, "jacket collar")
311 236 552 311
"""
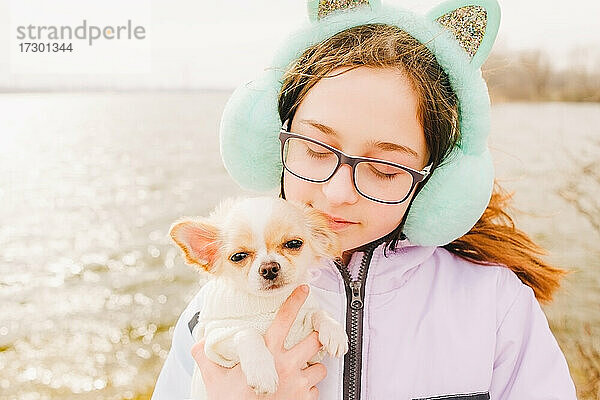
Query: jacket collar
309 239 437 294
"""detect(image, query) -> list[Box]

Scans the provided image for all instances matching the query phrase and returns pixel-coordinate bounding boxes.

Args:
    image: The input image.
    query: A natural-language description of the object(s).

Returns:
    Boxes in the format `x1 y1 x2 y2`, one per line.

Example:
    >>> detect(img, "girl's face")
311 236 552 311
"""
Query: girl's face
284 66 429 252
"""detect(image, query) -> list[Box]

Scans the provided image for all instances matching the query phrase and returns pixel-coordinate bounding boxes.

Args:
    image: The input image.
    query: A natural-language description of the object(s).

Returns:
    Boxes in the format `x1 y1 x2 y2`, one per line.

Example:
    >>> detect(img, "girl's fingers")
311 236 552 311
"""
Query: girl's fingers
191 339 224 378
303 363 327 388
265 285 310 349
191 340 209 368
308 383 321 400
290 331 322 366
302 363 327 387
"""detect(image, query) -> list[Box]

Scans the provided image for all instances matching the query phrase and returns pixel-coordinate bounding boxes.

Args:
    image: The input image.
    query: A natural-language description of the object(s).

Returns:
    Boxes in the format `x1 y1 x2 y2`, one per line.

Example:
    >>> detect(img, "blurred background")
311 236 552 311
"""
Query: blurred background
0 0 598 399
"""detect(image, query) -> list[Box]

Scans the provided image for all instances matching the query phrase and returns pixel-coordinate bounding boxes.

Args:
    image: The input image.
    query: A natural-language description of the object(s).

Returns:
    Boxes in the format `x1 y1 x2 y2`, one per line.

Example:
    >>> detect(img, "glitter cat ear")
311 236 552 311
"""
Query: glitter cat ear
427 0 501 69
307 0 381 22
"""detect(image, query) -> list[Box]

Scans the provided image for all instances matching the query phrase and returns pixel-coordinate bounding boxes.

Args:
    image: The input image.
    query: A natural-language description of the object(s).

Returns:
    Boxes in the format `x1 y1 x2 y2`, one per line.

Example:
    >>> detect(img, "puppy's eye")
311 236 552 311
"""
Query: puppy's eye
283 239 303 249
230 252 248 262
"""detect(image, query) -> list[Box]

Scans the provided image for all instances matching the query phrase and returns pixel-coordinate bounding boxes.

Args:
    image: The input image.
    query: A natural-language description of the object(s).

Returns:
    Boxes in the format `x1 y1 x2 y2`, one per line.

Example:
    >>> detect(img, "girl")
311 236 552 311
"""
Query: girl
152 0 577 398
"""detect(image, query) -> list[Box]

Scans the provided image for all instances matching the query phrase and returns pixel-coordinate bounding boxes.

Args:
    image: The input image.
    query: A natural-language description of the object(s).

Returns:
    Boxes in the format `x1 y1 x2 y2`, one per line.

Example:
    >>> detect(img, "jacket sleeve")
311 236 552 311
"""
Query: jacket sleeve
151 290 203 400
489 277 578 399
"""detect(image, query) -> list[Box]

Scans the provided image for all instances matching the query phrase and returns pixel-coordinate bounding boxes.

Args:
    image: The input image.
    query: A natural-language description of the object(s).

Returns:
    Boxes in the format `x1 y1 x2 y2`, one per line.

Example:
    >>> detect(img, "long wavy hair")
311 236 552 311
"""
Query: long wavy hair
277 24 569 304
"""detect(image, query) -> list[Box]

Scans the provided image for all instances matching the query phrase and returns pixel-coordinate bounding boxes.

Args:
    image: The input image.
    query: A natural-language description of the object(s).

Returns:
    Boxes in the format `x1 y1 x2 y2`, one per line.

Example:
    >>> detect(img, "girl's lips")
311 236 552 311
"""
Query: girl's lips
307 205 358 228
323 213 358 230
327 215 355 223
328 220 355 230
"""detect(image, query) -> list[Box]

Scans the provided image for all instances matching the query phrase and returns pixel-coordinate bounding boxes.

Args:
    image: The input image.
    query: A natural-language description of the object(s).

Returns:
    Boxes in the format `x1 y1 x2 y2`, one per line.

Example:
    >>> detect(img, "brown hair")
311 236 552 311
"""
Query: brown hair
277 24 569 304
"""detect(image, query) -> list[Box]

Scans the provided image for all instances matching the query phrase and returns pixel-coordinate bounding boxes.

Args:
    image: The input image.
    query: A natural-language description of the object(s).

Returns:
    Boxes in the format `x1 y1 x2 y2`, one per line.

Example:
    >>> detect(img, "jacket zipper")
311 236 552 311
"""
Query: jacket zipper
334 240 382 400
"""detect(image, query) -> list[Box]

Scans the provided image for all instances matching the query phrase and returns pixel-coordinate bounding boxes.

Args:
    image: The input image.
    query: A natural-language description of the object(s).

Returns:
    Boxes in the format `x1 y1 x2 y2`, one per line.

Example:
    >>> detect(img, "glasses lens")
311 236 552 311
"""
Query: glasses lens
283 137 338 181
355 161 414 202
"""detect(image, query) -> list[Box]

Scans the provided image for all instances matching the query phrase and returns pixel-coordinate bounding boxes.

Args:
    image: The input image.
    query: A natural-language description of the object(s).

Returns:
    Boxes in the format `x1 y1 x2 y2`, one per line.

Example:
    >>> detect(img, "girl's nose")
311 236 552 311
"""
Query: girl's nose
322 164 359 206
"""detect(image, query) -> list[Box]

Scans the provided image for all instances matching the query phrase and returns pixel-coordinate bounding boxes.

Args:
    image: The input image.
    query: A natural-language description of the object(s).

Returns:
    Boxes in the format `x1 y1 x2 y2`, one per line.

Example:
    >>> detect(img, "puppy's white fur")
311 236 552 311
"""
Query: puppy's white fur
169 197 348 399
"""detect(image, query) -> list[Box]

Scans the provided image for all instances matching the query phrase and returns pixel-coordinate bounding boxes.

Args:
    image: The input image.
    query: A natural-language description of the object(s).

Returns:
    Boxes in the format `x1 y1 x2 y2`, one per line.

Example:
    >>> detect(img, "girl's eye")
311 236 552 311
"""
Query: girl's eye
283 239 303 249
368 163 400 180
230 252 248 262
304 144 334 159
374 170 398 180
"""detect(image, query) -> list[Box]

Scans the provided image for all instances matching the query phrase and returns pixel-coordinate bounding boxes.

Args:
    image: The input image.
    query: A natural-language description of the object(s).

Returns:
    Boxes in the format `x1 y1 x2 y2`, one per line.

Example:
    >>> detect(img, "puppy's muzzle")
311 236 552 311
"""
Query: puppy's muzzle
259 261 280 281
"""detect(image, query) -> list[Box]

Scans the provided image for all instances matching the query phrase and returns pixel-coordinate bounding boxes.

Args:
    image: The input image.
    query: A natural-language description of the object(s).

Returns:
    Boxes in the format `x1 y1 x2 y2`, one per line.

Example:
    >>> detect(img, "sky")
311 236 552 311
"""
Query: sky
0 0 599 91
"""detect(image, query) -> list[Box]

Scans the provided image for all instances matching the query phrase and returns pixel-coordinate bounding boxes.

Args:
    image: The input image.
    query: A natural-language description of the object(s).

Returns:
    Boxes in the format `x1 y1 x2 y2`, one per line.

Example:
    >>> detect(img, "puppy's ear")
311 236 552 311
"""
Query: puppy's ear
303 207 341 260
169 218 221 273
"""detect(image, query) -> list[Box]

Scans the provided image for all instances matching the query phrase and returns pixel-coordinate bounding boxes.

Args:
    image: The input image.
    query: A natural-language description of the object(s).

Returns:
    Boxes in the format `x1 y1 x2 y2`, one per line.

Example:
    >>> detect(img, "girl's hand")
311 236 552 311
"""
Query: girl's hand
191 285 327 400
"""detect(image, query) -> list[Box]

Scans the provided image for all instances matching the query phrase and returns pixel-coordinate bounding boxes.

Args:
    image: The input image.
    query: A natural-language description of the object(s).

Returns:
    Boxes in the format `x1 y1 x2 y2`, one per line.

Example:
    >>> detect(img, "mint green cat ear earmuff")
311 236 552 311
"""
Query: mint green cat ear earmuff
219 0 501 247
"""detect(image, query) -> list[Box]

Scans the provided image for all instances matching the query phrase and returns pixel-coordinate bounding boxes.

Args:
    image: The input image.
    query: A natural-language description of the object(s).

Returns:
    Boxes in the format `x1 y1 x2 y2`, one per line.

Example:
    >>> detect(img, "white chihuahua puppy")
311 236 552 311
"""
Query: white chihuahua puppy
169 196 348 399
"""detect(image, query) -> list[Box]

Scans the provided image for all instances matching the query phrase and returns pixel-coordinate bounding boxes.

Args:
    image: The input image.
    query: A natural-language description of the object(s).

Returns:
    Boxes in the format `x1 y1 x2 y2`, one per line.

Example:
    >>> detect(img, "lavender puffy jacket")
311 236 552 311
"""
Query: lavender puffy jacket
152 239 577 400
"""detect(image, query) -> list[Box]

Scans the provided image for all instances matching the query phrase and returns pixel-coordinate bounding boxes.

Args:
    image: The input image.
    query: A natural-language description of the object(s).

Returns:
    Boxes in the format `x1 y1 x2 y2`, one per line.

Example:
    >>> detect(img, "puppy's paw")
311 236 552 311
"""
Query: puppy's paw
243 353 279 395
317 320 349 358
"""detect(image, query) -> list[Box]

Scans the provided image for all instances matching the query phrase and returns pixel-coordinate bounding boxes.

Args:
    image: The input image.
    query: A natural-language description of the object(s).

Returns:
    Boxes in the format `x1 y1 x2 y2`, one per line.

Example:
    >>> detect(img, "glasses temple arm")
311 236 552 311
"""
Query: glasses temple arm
421 163 433 176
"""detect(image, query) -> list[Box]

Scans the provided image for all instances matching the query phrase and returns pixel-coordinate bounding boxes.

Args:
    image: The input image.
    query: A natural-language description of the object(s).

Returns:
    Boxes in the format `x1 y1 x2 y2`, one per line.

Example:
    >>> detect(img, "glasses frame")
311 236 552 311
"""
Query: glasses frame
279 119 433 205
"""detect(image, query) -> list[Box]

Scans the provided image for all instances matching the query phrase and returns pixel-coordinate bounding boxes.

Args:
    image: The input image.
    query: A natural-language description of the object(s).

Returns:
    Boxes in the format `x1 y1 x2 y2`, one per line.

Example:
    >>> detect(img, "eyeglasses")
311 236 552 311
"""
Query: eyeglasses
279 119 433 204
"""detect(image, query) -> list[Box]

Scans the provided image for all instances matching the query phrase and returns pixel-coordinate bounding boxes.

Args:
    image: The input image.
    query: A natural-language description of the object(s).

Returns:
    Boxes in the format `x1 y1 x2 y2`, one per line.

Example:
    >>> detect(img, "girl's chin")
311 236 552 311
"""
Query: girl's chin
338 234 369 254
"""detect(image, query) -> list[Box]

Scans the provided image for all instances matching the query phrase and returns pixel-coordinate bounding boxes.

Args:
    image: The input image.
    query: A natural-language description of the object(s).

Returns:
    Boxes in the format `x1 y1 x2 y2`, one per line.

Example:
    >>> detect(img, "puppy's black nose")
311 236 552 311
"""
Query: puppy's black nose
259 261 280 281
